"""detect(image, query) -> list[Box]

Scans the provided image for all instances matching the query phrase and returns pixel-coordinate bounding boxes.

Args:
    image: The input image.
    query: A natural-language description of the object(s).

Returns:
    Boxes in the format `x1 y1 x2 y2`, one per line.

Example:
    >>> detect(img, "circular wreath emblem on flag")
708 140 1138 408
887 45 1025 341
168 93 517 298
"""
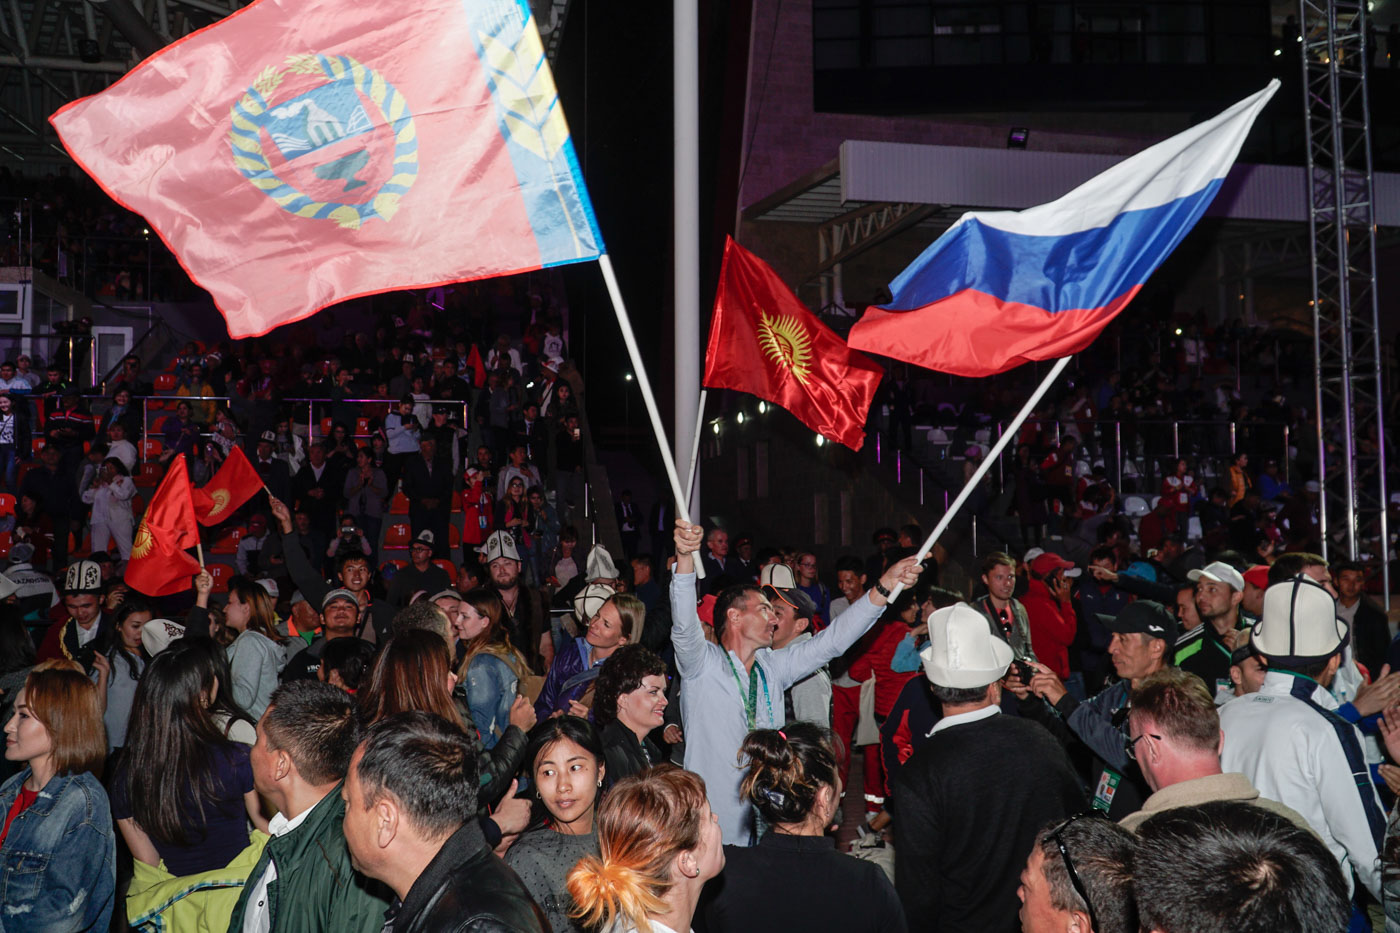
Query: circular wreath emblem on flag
757 311 813 385
205 489 232 520
228 53 418 230
132 520 154 560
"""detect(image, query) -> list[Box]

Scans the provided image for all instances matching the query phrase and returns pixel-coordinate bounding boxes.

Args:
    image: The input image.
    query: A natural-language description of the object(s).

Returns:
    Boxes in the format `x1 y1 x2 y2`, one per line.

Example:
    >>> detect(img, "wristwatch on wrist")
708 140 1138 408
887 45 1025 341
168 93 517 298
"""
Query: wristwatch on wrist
873 581 892 599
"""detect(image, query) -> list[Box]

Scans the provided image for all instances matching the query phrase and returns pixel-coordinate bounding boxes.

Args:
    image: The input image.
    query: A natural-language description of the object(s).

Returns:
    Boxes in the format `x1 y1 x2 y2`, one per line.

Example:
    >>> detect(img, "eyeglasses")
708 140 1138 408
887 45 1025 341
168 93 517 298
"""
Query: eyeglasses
1048 812 1103 933
1124 732 1161 761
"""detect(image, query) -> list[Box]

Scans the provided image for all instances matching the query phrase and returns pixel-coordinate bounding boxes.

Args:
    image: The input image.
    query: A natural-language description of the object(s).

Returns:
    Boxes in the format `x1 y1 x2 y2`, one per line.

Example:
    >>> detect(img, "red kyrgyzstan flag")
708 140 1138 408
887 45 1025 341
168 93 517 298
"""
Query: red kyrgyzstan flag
193 446 265 526
126 458 203 597
704 237 884 450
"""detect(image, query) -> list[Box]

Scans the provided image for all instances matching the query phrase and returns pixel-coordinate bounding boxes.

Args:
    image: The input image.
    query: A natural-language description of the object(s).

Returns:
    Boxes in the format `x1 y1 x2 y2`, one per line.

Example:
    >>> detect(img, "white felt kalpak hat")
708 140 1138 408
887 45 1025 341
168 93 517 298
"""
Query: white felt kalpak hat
1251 575 1347 667
574 582 616 624
920 602 1014 689
477 530 520 565
585 544 619 582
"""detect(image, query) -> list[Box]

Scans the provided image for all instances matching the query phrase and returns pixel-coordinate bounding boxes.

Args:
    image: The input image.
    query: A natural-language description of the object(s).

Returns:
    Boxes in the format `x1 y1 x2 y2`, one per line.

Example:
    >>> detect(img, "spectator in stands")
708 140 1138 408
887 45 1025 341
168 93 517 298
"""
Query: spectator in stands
157 400 201 464
282 588 363 682
554 413 585 519
97 387 141 443
105 421 136 473
342 712 547 932
176 361 216 423
226 681 392 933
497 441 542 501
383 395 422 490
568 766 722 933
45 387 93 476
1227 451 1252 505
593 644 668 786
318 636 375 692
794 552 830 622
402 436 452 560
388 531 451 608
1133 802 1349 933
505 717 605 933
12 354 39 390
111 354 152 397
1017 813 1136 933
81 457 136 562
343 446 387 561
292 441 338 537
0 392 31 492
1175 561 1245 700
234 512 278 576
112 639 268 876
253 431 293 509
1076 546 1131 693
0 660 115 933
702 723 906 933
1334 559 1389 677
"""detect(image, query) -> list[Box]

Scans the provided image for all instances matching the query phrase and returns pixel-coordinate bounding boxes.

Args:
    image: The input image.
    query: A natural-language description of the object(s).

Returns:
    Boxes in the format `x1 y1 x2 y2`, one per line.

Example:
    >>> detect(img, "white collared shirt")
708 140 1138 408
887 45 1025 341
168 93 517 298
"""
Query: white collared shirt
926 702 999 738
242 799 319 933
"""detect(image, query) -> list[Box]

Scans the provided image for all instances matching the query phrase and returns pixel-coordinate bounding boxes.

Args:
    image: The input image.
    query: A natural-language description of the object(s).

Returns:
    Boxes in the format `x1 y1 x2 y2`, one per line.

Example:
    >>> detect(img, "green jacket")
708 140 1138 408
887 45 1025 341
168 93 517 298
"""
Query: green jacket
225 786 391 933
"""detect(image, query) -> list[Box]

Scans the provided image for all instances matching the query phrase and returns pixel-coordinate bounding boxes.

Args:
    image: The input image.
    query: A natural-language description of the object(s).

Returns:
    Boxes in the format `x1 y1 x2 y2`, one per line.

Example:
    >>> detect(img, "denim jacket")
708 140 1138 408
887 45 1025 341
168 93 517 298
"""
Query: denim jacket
0 769 115 932
464 653 519 749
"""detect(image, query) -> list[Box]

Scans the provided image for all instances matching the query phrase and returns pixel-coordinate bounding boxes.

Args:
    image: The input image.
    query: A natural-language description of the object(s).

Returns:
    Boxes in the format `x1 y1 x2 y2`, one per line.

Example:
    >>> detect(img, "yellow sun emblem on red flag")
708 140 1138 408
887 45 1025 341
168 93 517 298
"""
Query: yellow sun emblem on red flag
206 489 232 519
132 521 154 560
757 310 812 385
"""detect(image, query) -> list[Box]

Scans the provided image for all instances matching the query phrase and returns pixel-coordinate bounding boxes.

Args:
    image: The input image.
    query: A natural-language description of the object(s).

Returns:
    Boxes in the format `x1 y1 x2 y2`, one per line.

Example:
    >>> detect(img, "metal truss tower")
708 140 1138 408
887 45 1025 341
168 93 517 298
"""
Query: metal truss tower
1300 0 1387 596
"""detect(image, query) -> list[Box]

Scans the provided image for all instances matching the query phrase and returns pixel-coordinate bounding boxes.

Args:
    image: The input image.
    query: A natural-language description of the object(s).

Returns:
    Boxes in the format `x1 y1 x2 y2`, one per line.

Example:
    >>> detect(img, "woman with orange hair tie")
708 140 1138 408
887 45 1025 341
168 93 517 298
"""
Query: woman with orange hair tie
567 765 724 933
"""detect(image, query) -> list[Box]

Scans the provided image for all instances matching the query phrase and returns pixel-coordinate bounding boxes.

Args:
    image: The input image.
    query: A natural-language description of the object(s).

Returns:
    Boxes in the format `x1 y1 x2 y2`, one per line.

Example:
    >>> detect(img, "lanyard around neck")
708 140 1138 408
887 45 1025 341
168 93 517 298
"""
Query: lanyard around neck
725 653 771 730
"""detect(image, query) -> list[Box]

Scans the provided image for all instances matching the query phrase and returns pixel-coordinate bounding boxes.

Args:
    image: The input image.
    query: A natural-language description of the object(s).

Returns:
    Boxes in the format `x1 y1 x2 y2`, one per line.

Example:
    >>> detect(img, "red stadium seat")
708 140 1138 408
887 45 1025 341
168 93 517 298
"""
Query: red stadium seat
142 439 163 459
0 494 14 518
320 417 334 436
0 531 11 557
154 374 176 392
151 415 169 434
389 491 409 514
355 417 370 435
207 562 236 593
30 438 44 454
432 559 456 577
383 523 412 548
211 526 245 555
135 462 163 486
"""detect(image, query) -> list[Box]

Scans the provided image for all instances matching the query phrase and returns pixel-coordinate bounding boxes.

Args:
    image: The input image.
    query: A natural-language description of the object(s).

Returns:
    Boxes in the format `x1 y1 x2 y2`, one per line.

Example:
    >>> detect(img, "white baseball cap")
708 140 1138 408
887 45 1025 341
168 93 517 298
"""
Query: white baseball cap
1187 561 1245 592
574 582 616 625
920 603 1014 689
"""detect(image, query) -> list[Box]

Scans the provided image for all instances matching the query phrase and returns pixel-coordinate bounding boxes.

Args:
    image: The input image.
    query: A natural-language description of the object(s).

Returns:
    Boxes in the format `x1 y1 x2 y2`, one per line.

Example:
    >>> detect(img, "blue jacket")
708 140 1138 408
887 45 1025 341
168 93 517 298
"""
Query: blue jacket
0 769 115 932
533 636 602 720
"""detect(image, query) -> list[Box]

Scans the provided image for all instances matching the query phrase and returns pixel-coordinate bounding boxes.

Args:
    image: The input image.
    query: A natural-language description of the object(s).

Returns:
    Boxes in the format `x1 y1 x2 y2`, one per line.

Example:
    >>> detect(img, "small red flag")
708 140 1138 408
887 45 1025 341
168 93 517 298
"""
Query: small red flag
126 458 202 597
705 237 884 450
193 446 265 526
467 344 487 388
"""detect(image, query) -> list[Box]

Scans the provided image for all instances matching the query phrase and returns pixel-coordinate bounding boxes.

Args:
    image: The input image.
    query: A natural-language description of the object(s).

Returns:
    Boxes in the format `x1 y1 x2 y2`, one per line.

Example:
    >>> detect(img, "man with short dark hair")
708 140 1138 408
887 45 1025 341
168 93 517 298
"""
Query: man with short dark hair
35 559 107 671
342 712 547 932
1333 560 1389 676
971 551 1038 663
1133 802 1349 933
894 603 1083 931
387 531 451 608
1017 814 1137 933
292 442 338 538
230 681 391 933
273 496 393 643
402 437 452 559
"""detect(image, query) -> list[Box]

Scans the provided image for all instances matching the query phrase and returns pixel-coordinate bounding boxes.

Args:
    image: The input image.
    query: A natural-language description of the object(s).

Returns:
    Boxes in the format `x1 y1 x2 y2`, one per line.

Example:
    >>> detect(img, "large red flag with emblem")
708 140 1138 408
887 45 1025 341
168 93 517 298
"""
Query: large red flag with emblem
126 458 203 597
193 446 265 526
48 0 602 338
705 237 884 450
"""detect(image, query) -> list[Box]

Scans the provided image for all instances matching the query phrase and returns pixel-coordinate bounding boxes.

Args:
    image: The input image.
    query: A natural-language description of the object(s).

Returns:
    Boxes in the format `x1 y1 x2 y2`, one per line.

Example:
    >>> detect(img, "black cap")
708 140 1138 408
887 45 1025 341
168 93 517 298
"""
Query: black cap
1099 600 1178 645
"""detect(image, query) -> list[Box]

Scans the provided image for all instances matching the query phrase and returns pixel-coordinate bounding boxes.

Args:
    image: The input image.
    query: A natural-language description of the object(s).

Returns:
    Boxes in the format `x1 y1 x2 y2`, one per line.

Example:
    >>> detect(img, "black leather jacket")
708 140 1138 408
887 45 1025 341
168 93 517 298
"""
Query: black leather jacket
453 689 529 810
600 719 662 789
387 821 548 933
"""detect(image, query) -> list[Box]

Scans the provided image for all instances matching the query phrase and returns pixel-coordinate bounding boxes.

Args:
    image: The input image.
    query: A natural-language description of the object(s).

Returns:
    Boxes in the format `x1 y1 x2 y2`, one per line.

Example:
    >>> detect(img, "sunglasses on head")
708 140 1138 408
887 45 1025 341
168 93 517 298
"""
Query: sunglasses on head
1047 811 1105 932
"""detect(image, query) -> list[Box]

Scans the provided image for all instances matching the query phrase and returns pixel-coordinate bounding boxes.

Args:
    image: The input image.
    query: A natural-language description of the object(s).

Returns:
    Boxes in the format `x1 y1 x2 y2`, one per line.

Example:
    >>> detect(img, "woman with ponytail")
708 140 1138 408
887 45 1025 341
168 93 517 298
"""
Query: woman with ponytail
698 723 906 932
567 765 723 933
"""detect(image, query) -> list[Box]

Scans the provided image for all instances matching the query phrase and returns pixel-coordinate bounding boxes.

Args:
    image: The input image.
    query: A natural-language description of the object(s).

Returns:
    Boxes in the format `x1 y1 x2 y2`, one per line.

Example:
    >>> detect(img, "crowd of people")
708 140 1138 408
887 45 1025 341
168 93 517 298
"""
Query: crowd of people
3 479 1400 933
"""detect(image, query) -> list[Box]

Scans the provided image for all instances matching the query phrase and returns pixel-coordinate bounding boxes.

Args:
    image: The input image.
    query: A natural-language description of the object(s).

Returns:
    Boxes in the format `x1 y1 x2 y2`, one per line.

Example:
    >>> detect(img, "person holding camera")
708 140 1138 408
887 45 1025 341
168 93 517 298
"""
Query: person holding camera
1010 600 1178 821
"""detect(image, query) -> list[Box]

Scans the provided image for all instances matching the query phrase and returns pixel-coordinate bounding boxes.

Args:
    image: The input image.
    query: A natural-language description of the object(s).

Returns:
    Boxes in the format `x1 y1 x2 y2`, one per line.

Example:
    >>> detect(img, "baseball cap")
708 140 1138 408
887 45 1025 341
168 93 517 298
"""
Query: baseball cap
759 563 816 619
920 603 1014 689
1187 561 1245 592
1029 552 1082 579
1229 627 1258 667
412 530 435 549
1242 565 1270 590
429 588 462 604
1099 600 1178 645
1251 575 1347 667
574 582 616 624
259 430 276 443
321 588 359 611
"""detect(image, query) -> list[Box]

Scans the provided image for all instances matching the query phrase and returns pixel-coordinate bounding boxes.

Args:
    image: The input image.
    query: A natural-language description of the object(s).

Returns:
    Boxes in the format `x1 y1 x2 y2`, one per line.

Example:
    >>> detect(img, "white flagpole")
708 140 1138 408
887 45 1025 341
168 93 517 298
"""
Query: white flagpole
887 355 1072 601
684 388 708 506
599 253 705 578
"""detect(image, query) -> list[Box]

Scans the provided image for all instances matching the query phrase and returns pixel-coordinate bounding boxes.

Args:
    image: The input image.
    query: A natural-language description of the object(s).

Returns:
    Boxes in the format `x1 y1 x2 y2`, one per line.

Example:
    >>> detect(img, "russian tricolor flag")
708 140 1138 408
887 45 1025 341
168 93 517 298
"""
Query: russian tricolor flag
848 80 1279 377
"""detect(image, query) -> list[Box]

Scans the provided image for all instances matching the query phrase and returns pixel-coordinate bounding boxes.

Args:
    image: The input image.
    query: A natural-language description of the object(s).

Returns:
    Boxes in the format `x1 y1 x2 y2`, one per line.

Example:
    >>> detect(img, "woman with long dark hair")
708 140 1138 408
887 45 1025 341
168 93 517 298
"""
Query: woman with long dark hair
454 587 531 748
0 659 114 931
90 596 153 751
110 639 267 876
700 724 905 932
504 717 605 933
223 576 285 719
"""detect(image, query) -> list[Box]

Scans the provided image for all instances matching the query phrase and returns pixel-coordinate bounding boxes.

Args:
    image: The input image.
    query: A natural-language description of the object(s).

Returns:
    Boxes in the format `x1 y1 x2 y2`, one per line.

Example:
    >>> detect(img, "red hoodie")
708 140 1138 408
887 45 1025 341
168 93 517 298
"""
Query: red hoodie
1020 577 1076 681
849 617 918 718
